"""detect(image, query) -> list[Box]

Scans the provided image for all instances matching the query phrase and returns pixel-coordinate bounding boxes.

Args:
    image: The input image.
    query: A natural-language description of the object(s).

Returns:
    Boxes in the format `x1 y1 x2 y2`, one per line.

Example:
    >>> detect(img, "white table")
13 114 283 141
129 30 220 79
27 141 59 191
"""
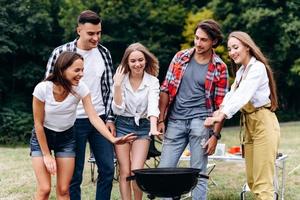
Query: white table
180 153 288 200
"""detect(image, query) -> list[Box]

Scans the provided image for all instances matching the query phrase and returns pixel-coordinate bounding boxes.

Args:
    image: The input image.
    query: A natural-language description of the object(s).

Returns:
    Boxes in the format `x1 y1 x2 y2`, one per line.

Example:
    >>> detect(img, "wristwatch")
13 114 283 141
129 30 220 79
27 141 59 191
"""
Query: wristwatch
212 132 221 140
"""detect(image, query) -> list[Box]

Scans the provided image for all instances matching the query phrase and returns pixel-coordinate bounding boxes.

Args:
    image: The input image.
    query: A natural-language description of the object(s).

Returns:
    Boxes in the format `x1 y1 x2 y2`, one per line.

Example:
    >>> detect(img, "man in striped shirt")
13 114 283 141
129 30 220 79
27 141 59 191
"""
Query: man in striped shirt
157 19 229 200
45 10 115 200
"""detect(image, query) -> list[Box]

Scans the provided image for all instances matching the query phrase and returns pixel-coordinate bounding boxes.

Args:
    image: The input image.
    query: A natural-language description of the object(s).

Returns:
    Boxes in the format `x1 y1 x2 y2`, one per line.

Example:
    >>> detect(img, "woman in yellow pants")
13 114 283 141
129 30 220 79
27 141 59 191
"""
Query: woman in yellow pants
204 31 280 200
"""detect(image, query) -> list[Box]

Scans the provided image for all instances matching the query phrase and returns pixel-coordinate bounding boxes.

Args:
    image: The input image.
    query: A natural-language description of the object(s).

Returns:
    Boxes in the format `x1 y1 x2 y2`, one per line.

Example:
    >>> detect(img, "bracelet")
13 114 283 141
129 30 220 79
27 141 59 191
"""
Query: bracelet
158 120 164 124
212 132 221 140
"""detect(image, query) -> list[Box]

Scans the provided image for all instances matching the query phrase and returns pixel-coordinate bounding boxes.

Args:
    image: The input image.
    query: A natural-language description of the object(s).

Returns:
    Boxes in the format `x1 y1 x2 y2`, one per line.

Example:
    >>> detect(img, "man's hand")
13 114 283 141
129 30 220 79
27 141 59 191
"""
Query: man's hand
43 154 57 175
106 121 116 136
203 136 218 155
113 133 137 144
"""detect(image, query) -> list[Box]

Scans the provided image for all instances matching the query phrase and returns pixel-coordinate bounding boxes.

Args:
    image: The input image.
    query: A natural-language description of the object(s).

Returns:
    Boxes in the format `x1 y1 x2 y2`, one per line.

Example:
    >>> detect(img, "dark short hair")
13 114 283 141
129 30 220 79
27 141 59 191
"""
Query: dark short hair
194 19 223 48
77 10 101 25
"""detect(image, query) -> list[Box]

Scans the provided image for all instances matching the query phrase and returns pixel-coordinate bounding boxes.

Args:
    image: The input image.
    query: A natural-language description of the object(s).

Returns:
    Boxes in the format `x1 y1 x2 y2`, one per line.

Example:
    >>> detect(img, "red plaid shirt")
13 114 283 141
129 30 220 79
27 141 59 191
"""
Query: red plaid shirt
161 48 229 115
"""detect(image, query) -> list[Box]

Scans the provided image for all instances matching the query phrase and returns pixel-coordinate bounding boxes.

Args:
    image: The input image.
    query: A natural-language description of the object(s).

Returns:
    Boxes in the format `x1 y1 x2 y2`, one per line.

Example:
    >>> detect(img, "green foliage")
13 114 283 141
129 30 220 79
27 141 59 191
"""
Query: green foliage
181 9 231 69
59 0 188 80
0 0 63 144
59 0 87 40
209 0 300 113
0 0 62 100
181 9 214 49
290 58 300 76
0 108 33 145
1 0 300 145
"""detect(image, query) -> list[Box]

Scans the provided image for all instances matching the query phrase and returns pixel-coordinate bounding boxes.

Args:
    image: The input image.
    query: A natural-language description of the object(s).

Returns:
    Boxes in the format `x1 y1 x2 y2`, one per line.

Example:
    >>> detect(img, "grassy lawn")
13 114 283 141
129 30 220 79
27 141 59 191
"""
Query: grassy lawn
0 121 299 200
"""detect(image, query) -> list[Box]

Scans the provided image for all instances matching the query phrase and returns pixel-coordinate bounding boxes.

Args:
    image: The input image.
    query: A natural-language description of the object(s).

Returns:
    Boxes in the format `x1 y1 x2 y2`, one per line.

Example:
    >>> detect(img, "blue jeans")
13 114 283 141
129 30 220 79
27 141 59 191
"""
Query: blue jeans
158 117 209 200
70 116 114 200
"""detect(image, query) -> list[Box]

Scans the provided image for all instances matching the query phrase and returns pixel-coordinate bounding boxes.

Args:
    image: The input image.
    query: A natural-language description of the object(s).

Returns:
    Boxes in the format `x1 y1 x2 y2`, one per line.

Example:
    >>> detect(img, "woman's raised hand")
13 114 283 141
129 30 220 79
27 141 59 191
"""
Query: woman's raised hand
113 66 125 86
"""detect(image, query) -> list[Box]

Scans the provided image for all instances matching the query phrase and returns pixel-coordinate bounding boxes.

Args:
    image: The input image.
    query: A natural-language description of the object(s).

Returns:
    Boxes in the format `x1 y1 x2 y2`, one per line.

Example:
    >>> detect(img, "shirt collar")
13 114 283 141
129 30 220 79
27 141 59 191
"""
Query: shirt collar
247 56 257 67
186 48 223 67
241 56 256 70
124 72 152 91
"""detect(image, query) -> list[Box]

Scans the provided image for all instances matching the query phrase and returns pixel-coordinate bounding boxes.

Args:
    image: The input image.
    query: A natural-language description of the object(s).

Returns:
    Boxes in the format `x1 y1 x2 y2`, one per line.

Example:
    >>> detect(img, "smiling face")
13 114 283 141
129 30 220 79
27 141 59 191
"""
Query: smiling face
77 23 101 50
227 37 251 66
64 58 84 86
127 50 146 76
194 28 214 55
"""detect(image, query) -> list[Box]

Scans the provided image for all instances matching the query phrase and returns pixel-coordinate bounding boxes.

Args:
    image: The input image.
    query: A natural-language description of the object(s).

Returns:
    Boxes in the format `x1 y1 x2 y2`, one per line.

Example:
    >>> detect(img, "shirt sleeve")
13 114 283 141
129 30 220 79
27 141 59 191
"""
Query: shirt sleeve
160 53 178 93
220 81 236 108
45 49 60 78
111 83 126 115
77 81 90 98
221 62 266 119
147 77 160 118
214 62 229 109
32 82 46 102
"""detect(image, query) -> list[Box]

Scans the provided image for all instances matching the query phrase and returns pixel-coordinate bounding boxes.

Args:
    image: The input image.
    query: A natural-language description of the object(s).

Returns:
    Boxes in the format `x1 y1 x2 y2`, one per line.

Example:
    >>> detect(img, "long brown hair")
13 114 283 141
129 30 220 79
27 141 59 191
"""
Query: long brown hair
46 51 83 95
120 42 159 77
228 31 278 111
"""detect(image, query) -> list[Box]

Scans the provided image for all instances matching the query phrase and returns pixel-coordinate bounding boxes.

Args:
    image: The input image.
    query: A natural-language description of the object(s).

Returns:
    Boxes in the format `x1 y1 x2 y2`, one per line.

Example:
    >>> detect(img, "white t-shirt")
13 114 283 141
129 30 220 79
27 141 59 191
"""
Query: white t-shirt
76 47 105 118
32 81 90 132
112 72 160 125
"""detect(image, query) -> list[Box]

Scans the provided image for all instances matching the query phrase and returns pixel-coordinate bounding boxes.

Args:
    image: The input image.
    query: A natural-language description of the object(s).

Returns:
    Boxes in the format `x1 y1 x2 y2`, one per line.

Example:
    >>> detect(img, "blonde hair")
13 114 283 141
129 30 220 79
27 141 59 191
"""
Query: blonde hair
228 31 278 111
120 42 159 77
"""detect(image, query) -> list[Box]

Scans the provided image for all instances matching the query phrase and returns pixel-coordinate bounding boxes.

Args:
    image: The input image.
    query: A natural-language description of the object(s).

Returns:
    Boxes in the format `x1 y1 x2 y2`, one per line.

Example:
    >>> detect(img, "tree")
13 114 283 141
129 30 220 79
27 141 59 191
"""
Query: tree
59 0 188 81
0 0 64 143
209 0 300 118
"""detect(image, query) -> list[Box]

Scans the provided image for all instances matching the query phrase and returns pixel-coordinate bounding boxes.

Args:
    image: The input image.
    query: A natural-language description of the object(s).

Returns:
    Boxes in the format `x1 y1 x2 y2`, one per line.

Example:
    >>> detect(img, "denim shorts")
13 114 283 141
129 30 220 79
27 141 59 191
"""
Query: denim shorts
30 126 76 158
115 116 150 140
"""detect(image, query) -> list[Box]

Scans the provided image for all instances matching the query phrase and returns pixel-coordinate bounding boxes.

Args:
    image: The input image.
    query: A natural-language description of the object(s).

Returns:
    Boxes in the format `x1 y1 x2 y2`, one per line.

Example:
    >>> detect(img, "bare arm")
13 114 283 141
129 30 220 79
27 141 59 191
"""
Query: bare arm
157 92 169 134
158 92 169 122
149 116 162 136
82 94 136 144
32 97 56 174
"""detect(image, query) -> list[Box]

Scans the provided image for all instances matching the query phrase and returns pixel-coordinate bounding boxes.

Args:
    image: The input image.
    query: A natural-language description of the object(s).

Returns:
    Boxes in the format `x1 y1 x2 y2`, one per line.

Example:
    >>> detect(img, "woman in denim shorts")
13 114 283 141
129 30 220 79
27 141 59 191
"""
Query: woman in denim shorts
31 52 135 200
112 43 162 200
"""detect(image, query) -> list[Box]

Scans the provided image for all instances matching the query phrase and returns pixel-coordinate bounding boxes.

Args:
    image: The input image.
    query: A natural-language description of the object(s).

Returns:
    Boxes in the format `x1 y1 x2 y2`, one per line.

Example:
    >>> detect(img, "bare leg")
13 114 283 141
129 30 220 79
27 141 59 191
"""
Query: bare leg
56 157 75 200
32 157 51 200
131 139 150 200
115 143 132 200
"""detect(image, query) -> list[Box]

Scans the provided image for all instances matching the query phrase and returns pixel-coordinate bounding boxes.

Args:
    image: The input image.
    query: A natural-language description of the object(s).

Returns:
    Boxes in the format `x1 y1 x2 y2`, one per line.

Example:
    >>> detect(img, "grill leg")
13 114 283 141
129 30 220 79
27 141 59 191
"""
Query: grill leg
147 194 155 199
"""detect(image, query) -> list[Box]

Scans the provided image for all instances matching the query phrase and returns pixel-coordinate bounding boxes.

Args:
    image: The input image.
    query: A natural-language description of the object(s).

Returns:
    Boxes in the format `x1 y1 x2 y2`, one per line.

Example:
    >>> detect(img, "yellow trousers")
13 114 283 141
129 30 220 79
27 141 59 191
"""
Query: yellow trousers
242 103 280 200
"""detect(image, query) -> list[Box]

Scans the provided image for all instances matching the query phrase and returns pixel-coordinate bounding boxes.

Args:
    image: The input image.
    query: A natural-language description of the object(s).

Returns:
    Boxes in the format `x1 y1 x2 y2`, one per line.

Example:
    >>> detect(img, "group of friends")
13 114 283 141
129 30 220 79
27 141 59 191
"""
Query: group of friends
30 10 280 200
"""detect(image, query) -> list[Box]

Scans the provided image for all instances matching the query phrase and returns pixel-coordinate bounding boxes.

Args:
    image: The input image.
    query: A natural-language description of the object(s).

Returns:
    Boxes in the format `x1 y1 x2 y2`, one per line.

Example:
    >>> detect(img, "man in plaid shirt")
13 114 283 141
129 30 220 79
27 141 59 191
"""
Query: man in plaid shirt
45 10 115 200
158 19 229 200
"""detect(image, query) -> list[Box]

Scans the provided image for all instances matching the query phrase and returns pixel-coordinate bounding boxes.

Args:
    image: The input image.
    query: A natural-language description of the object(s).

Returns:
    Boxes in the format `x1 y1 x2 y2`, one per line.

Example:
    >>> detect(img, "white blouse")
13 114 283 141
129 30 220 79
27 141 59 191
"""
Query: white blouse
112 72 160 125
221 57 271 119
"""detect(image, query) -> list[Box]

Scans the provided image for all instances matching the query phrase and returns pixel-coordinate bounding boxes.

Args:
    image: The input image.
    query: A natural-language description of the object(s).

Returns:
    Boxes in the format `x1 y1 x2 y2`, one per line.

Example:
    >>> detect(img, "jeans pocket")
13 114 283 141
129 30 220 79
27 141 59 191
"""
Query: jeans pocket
167 119 182 129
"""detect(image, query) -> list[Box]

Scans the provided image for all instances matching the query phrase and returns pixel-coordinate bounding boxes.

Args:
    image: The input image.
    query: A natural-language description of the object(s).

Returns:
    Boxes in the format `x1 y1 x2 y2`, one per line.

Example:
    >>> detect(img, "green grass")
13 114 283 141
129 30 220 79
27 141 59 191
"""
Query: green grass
0 121 299 200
